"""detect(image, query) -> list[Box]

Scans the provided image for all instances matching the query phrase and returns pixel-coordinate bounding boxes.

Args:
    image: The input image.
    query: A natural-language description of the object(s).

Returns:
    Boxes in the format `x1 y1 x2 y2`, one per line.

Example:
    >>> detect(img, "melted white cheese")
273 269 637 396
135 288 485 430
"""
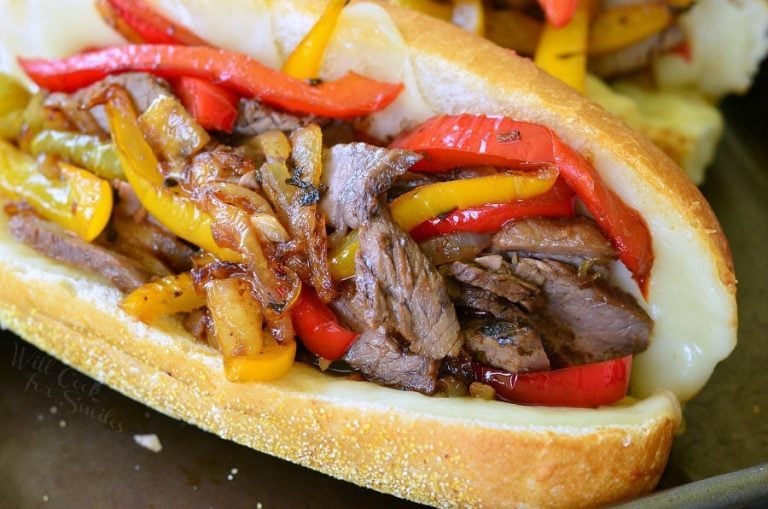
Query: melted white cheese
149 0 281 69
269 1 436 140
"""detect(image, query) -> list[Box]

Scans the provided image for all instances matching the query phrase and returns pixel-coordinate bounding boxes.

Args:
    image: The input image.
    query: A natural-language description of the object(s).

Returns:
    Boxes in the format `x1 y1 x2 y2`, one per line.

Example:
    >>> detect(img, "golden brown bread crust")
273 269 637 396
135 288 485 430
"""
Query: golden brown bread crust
0 251 678 508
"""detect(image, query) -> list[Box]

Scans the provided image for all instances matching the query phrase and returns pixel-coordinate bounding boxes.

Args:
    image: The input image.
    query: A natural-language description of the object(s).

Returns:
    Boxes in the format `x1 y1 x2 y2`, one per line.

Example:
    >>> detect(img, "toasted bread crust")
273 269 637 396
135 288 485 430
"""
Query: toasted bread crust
0 248 678 508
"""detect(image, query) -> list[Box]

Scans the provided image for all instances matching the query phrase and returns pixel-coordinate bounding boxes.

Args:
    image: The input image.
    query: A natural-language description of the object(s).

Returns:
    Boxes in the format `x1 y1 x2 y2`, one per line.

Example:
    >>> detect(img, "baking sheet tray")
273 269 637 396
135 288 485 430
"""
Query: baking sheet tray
2 68 767 509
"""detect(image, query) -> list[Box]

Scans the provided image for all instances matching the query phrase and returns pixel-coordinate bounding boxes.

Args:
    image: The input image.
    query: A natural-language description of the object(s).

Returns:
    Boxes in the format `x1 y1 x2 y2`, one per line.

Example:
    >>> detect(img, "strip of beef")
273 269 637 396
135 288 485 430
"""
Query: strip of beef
354 210 462 359
462 317 550 373
445 260 541 311
320 143 422 238
512 257 652 364
327 283 368 333
344 329 438 394
527 313 584 369
234 99 325 136
45 72 171 133
492 216 618 266
453 284 528 321
9 214 149 292
101 215 195 274
321 143 460 359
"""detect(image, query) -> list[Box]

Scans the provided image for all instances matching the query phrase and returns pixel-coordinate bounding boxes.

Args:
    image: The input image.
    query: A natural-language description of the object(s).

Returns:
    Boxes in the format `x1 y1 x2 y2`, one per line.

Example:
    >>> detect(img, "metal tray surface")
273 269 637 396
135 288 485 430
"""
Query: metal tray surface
1 68 767 509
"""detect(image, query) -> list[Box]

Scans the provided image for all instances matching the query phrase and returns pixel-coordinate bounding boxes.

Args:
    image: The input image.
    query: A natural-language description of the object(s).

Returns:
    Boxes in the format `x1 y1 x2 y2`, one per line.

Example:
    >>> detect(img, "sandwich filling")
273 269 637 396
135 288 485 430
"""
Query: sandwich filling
0 0 658 408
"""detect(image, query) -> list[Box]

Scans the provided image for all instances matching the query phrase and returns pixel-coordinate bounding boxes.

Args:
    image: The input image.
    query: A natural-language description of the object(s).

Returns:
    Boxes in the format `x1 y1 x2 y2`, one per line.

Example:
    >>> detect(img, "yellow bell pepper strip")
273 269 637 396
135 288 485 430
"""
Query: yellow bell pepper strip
452 0 485 36
0 110 23 140
222 338 297 382
391 171 558 232
329 170 558 279
534 1 590 91
328 230 358 281
589 3 672 56
102 86 239 261
0 140 112 241
391 0 452 20
121 272 205 323
0 73 31 117
282 0 349 80
29 130 124 181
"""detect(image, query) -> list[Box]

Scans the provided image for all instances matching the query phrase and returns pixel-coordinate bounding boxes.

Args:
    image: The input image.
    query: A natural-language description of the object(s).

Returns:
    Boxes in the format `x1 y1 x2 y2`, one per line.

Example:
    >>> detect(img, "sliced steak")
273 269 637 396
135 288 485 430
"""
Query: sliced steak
102 215 195 273
320 143 421 236
492 216 617 266
320 143 459 359
327 283 368 333
344 329 438 394
527 313 582 369
513 258 652 364
354 211 461 359
462 317 550 373
445 260 541 311
234 99 325 136
453 285 527 321
9 214 149 292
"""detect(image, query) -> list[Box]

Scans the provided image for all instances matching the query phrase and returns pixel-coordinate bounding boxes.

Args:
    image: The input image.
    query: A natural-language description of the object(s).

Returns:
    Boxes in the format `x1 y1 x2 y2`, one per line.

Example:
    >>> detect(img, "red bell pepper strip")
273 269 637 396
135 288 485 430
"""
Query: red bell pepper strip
171 77 239 132
392 114 653 292
291 287 358 361
98 0 239 132
392 114 556 173
18 45 403 119
99 0 210 46
410 177 575 241
474 355 632 408
551 136 652 291
538 0 580 28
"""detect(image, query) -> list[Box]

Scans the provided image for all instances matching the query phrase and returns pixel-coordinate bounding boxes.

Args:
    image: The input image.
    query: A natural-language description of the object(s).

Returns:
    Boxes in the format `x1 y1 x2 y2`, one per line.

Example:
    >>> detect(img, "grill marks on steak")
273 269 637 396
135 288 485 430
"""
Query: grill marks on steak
512 258 652 365
322 143 461 362
9 213 149 292
355 210 462 359
443 217 651 369
462 318 550 373
320 143 422 237
344 329 438 394
492 216 618 266
446 260 541 312
318 144 459 389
